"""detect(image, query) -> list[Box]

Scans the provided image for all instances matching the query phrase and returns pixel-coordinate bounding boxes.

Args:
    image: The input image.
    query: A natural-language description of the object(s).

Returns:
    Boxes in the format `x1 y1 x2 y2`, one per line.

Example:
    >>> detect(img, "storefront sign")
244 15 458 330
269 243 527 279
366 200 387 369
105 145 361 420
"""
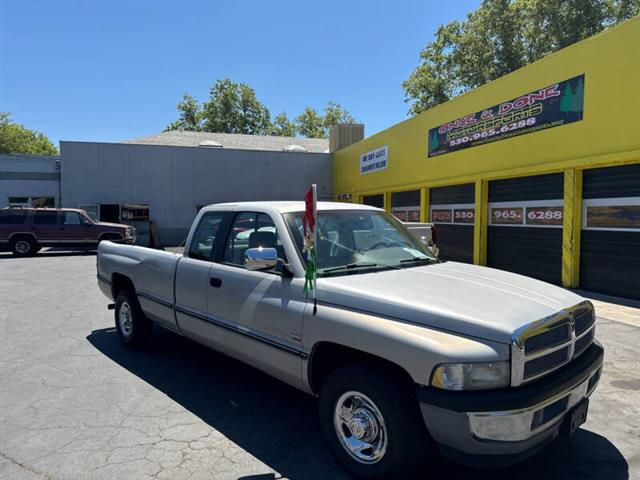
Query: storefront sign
430 204 475 225
491 207 524 224
453 208 474 224
428 74 585 157
360 146 388 175
392 208 421 222
431 209 453 223
489 202 564 227
526 206 563 226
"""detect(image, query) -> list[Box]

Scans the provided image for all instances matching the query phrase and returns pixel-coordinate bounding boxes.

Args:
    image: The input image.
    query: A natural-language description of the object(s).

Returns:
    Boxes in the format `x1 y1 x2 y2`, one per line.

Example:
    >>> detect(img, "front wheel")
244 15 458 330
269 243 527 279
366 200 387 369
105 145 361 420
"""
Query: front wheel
114 290 152 347
319 363 429 479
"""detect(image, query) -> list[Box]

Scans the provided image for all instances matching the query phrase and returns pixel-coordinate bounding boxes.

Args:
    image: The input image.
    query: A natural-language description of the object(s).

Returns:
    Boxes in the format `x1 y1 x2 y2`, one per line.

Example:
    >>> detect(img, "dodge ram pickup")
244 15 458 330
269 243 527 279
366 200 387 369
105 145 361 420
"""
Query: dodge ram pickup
96 201 603 479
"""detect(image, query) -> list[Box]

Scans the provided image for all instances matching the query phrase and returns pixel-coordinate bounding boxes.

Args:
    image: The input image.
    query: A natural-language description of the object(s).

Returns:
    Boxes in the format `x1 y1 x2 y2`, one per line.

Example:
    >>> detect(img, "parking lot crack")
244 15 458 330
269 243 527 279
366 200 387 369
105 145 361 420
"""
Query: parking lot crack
0 451 58 480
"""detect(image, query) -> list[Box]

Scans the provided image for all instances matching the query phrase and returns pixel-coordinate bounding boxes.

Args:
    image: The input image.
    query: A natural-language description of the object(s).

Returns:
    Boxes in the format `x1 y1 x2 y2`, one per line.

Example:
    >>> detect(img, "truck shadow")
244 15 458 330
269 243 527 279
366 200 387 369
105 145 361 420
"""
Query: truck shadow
86 327 628 480
0 249 97 259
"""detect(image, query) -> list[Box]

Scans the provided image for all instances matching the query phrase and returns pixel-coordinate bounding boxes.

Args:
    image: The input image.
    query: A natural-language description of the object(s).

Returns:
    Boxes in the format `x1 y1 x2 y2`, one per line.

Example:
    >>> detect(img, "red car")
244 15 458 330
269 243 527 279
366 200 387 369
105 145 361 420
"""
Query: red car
0 207 135 256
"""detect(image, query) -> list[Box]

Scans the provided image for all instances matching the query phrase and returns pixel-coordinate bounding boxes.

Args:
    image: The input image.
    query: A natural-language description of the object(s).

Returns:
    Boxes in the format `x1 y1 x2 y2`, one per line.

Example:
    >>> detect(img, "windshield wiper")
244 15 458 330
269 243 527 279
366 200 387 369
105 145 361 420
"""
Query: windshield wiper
398 257 437 265
320 262 380 274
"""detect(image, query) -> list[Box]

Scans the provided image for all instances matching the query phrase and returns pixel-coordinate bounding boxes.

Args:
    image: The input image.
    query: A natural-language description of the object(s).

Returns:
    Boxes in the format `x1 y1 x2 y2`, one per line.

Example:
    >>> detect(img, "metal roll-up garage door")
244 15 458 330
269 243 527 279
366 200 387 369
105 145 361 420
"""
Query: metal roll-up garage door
488 173 564 284
430 184 474 263
362 194 384 209
391 190 421 222
581 163 640 300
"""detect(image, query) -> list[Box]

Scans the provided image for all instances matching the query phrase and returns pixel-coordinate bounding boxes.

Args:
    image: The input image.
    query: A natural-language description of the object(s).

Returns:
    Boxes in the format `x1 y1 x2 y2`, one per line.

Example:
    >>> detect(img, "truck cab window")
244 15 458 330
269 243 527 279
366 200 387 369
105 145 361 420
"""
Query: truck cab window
188 212 226 261
223 212 287 267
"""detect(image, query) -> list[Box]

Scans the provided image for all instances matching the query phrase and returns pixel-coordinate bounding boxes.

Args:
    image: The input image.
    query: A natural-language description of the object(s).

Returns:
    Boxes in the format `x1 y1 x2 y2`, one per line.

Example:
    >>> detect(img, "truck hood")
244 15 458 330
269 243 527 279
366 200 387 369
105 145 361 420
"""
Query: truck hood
317 261 585 344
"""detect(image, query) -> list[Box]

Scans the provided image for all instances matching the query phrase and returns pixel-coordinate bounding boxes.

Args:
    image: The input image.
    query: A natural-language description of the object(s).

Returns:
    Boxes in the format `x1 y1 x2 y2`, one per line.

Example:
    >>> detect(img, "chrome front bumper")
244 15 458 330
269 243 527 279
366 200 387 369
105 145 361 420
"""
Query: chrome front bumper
467 362 601 442
417 341 604 460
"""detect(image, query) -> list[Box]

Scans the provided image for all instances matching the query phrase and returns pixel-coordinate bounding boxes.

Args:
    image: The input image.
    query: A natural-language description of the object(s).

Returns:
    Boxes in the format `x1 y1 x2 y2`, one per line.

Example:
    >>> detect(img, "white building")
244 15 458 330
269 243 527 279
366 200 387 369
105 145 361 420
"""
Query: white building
0 154 60 208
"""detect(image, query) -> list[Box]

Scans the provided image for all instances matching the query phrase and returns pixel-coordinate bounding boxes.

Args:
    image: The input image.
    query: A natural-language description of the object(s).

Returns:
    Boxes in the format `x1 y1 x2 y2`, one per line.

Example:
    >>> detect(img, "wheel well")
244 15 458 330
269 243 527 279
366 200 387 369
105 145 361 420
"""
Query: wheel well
99 232 123 242
111 273 135 299
9 233 37 244
307 342 415 395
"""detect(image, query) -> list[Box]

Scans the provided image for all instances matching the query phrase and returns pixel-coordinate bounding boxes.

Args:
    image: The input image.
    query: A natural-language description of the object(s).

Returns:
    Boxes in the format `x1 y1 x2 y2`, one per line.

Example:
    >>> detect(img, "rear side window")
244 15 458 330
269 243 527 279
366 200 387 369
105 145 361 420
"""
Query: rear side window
0 210 28 224
34 211 58 225
188 212 227 261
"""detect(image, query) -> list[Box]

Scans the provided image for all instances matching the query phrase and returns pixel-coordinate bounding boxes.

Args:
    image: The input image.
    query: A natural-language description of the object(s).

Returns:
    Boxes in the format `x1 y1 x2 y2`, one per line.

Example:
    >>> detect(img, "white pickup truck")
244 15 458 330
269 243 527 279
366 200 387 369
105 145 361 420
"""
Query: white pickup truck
97 201 603 479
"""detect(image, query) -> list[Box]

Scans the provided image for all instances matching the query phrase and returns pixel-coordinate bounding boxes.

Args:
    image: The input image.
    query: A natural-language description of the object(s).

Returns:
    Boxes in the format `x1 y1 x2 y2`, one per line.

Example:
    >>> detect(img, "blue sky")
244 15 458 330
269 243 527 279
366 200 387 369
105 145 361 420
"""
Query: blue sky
1 0 479 146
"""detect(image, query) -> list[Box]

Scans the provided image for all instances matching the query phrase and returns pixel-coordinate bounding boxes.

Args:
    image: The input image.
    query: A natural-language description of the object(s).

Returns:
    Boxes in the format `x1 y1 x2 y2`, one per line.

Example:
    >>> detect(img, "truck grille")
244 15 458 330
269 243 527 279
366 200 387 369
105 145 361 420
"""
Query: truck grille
511 301 596 386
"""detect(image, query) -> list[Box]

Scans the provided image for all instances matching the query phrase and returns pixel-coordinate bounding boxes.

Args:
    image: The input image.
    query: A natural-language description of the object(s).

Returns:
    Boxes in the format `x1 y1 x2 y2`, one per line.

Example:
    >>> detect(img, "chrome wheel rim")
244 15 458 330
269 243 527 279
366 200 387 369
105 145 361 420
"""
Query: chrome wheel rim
118 301 133 338
333 391 387 464
15 240 30 254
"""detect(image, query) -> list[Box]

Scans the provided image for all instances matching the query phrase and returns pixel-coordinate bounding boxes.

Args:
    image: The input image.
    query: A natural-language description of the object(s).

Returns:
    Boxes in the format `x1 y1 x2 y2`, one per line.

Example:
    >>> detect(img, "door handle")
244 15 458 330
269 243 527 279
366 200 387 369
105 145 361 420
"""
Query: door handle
209 277 222 288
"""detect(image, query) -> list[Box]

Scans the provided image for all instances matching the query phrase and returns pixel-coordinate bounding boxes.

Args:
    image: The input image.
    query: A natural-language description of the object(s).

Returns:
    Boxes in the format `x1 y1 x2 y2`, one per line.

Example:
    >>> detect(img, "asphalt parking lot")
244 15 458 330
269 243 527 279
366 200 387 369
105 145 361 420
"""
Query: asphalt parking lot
1 251 639 480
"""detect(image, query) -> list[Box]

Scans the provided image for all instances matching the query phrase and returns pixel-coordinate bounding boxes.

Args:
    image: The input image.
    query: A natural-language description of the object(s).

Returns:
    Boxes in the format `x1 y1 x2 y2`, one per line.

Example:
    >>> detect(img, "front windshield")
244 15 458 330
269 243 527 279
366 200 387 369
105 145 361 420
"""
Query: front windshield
285 210 438 276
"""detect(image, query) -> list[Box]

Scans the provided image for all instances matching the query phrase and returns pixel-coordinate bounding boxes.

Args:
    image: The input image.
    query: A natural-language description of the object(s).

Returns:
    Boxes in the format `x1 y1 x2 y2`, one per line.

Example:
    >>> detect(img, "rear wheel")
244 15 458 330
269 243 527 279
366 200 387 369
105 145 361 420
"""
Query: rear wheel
319 363 429 479
10 236 38 257
114 290 152 347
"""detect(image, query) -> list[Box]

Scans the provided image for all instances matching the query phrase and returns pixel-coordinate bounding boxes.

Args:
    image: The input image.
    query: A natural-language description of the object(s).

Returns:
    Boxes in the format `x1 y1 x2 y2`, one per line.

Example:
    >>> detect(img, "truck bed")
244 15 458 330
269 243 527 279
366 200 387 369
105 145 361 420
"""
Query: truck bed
97 241 182 330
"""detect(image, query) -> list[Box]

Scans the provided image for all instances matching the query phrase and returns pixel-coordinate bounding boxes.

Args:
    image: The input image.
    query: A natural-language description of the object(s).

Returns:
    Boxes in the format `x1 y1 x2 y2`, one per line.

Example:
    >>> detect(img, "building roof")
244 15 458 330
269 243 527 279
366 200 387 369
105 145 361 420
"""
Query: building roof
123 131 329 153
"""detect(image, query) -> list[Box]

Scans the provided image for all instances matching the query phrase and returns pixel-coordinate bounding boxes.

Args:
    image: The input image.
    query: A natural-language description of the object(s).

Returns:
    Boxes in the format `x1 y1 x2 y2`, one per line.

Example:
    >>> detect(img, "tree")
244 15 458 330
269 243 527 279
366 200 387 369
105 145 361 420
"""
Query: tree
202 79 271 135
270 112 297 137
165 94 202 131
0 113 58 155
166 80 356 139
295 107 326 139
403 0 640 115
323 101 356 130
295 101 357 139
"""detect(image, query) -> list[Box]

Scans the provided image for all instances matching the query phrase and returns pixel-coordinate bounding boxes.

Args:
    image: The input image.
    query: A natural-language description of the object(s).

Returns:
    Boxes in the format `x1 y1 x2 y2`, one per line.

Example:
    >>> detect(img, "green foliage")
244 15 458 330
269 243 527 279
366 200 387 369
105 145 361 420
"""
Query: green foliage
295 107 326 139
164 94 202 132
323 101 356 130
166 79 356 139
403 0 640 115
295 102 357 139
270 112 297 137
0 113 58 155
202 79 272 135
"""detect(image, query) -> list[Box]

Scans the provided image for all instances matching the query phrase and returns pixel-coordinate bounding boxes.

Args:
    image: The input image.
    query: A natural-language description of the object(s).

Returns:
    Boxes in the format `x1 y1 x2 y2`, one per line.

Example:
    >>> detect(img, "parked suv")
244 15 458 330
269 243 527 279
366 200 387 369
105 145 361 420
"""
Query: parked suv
0 207 135 256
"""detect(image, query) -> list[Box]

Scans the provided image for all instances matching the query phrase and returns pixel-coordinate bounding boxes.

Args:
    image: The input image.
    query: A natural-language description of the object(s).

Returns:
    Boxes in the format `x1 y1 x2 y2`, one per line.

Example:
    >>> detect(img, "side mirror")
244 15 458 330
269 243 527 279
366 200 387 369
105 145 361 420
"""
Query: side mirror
245 247 278 271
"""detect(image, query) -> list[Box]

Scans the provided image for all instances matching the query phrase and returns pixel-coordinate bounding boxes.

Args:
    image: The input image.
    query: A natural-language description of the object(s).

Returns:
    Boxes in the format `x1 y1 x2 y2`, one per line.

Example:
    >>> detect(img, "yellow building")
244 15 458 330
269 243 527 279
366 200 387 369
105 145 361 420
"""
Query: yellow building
332 16 640 300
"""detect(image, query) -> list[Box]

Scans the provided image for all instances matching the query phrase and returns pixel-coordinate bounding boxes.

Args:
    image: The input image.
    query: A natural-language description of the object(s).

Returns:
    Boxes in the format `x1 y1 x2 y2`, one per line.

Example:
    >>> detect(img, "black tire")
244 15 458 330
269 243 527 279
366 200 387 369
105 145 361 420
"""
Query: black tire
10 236 38 257
114 290 152 347
319 363 429 480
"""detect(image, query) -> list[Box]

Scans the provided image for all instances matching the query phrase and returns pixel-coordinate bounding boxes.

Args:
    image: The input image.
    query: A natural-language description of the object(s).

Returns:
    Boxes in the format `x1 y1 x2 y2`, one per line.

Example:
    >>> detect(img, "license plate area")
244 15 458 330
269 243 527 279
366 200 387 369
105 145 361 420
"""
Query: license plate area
562 398 589 437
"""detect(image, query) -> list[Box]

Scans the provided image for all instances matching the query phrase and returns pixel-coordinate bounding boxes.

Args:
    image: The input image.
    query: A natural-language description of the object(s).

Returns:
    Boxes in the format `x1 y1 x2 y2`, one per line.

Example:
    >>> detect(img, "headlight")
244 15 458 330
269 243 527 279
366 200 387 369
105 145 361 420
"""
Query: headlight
431 361 510 390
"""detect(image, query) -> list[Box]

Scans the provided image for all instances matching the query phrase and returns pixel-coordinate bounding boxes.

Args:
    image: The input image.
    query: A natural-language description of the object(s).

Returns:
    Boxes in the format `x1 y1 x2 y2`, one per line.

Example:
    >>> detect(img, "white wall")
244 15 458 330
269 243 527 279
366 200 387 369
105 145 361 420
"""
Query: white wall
0 155 60 208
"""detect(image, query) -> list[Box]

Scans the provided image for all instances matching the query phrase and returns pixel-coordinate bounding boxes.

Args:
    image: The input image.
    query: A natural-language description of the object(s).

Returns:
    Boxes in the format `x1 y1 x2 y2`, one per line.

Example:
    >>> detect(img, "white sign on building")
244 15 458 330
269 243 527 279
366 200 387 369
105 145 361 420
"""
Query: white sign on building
360 145 388 175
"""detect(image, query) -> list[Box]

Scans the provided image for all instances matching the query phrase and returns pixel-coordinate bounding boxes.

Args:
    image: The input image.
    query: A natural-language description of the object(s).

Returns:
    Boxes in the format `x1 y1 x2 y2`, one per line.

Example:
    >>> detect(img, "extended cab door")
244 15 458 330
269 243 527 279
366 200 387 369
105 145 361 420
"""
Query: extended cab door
174 211 231 344
205 211 306 388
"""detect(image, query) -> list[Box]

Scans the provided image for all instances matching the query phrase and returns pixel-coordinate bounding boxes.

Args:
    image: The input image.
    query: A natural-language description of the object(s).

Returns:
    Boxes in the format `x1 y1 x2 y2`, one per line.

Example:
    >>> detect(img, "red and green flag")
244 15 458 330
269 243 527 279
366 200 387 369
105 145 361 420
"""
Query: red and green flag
302 184 317 303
